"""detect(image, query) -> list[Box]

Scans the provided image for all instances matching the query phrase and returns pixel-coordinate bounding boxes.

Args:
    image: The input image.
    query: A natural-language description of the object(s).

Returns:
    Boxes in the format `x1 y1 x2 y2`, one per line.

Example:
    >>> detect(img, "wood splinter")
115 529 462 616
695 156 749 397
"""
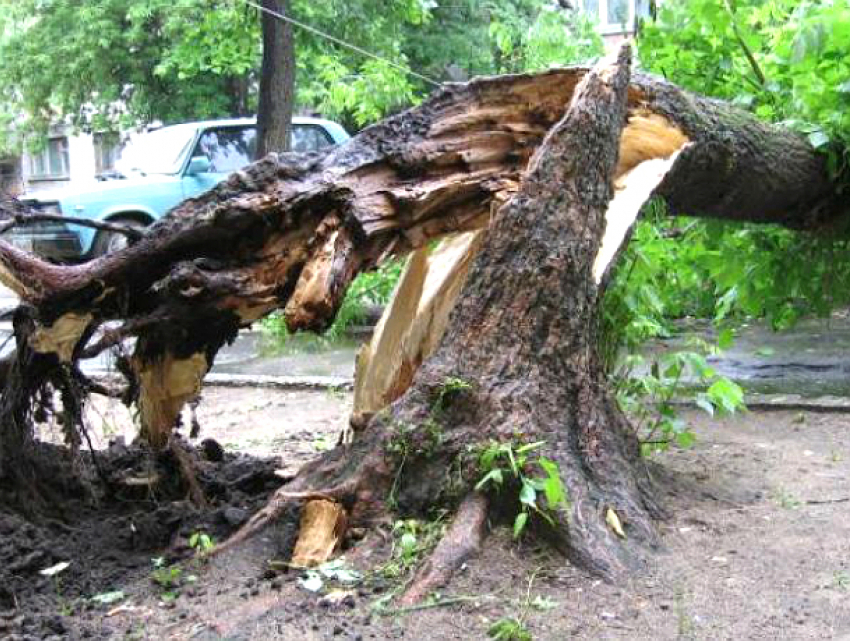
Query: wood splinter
290 499 348 568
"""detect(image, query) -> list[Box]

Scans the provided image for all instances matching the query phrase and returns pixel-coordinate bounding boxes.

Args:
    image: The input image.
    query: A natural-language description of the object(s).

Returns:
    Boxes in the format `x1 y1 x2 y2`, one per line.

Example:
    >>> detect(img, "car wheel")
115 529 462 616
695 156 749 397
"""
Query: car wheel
91 217 148 258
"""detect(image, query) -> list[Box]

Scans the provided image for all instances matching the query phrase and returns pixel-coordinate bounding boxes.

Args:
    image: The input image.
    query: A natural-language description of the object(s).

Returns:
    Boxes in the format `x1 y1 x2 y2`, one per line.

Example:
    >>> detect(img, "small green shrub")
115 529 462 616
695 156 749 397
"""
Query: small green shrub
475 441 569 539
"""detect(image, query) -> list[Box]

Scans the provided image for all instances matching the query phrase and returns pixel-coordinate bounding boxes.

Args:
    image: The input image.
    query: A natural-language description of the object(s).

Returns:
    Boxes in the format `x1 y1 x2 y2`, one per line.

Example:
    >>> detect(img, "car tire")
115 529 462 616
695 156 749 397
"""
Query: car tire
91 217 148 258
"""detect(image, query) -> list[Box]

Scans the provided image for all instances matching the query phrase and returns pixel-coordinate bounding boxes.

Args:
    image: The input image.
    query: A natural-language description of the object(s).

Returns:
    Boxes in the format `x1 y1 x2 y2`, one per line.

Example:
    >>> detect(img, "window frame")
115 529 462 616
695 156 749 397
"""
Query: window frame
28 136 70 181
188 123 337 174
93 132 122 177
579 0 639 35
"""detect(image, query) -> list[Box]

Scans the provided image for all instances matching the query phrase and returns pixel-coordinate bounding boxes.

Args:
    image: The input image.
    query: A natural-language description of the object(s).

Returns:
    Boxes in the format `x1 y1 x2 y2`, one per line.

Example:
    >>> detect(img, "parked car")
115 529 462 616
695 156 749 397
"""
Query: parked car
9 117 350 260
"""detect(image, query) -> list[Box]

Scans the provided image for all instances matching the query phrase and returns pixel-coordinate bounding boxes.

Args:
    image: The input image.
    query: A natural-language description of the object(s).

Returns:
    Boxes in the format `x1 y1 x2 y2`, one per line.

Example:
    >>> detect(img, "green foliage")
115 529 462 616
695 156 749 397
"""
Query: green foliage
639 0 850 181
150 556 183 594
487 570 554 641
0 0 609 154
489 616 533 641
475 440 569 539
432 376 473 414
614 344 746 454
622 3 850 424
488 2 603 72
379 517 446 579
599 191 850 451
601 201 850 367
188 531 215 555
0 0 251 152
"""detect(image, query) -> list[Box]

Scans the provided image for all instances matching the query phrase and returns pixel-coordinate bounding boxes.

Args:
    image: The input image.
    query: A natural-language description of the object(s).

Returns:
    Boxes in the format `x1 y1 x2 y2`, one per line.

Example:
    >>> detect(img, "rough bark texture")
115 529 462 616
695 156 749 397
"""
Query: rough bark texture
0 50 841 574
256 0 295 156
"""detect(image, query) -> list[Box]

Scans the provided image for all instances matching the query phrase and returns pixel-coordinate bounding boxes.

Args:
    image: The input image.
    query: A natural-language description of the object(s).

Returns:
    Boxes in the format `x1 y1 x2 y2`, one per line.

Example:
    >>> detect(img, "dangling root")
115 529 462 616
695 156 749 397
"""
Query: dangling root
400 492 489 605
168 437 208 508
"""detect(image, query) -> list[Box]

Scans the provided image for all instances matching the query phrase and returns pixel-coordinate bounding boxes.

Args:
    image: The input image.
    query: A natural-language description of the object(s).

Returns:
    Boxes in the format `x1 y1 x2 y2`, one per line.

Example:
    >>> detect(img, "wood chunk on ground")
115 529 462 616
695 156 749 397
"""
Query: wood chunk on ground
290 499 348 568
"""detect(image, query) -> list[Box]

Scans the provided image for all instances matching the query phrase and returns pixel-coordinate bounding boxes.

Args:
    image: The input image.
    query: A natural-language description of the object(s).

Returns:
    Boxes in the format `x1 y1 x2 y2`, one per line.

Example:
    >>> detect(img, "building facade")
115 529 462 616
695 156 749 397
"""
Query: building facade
16 126 121 196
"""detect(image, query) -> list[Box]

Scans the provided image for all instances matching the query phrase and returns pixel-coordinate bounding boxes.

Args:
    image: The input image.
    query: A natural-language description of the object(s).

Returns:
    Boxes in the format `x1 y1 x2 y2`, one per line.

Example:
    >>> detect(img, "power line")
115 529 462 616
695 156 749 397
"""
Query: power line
236 0 441 87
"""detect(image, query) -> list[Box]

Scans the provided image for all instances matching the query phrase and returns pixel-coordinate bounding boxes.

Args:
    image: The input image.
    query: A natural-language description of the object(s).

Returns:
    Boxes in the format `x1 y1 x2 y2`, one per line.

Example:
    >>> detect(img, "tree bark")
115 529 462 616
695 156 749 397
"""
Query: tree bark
0 48 840 560
272 46 660 585
256 0 296 156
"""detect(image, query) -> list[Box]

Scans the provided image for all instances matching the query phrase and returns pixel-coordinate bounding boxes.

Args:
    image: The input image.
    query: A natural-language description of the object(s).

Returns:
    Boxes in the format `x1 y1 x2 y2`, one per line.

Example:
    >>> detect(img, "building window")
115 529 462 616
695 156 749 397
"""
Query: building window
29 137 70 179
94 132 121 176
580 0 651 34
607 0 630 26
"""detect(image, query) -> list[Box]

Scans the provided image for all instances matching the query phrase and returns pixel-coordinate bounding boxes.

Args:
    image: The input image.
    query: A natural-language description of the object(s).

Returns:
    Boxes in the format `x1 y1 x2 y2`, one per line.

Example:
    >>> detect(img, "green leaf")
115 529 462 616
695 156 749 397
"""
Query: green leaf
519 481 537 507
538 457 568 509
475 468 504 491
514 441 546 455
675 430 696 448
400 532 417 554
512 512 528 539
707 378 745 414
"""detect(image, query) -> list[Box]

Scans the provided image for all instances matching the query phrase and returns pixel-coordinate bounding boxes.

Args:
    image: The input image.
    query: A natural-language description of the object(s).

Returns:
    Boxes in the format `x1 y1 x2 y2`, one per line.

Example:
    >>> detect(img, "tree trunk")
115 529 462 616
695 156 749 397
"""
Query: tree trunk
257 46 659 584
0 48 839 561
256 0 295 156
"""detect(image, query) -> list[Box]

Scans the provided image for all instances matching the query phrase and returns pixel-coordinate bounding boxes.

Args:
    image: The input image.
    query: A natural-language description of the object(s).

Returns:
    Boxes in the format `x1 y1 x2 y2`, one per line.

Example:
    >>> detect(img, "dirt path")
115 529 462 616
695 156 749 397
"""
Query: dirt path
8 390 850 640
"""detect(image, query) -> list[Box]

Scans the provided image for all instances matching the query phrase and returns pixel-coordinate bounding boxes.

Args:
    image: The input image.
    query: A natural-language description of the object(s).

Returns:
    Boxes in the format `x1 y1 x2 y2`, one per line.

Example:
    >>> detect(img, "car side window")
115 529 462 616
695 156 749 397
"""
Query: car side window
291 125 334 152
193 127 257 173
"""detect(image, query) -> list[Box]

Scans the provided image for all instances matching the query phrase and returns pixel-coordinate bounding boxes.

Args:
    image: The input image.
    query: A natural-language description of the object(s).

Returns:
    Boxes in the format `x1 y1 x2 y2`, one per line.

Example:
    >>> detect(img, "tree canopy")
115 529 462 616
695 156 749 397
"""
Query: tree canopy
0 0 602 153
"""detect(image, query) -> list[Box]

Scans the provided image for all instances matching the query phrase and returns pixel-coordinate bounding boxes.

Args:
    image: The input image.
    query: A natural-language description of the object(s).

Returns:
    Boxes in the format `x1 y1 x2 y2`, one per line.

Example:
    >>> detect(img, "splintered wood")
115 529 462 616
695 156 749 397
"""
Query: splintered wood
352 230 485 423
290 500 348 567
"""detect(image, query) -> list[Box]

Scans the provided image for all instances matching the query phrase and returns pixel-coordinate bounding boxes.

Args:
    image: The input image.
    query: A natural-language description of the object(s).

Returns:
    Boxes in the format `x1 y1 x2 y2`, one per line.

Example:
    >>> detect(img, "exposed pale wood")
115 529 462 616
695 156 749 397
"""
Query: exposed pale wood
133 352 208 450
290 499 348 568
28 313 92 362
352 231 485 424
593 149 684 283
352 114 689 420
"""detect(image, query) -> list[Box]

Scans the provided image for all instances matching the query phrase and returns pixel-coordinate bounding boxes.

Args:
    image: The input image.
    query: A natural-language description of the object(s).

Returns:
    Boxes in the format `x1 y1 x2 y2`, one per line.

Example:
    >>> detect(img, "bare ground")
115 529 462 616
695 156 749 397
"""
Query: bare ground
6 389 850 640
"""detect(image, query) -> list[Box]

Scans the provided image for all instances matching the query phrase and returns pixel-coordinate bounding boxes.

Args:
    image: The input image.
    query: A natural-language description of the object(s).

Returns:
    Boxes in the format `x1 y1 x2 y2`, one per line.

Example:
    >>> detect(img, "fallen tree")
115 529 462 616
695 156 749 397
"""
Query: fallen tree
0 45 842 593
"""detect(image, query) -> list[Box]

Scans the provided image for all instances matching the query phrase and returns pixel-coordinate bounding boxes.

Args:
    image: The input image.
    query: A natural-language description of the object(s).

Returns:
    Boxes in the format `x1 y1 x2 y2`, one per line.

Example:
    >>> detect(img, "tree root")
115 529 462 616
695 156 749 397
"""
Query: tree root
168 437 208 508
400 492 489 605
211 485 349 556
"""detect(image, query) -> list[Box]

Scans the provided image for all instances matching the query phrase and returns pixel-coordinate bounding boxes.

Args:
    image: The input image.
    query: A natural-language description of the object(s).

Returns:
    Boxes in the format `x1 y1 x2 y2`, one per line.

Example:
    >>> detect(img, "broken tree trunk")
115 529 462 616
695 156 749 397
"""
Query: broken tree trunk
219 46 843 597
0 44 840 561
263 46 659 585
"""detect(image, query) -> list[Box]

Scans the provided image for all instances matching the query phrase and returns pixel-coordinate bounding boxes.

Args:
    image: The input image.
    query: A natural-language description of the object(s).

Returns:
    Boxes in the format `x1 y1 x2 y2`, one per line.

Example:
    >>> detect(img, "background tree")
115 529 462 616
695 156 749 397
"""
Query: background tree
256 0 295 155
0 0 602 155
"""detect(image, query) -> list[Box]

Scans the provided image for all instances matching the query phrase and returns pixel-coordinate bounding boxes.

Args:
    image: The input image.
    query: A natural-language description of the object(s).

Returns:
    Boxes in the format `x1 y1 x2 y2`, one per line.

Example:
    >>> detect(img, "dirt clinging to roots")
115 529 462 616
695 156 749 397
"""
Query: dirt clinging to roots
0 438 285 640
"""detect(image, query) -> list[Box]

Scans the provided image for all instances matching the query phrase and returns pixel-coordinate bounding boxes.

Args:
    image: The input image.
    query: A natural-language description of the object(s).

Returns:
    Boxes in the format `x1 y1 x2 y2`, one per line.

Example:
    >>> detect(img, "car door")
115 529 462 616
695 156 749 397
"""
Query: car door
182 126 257 199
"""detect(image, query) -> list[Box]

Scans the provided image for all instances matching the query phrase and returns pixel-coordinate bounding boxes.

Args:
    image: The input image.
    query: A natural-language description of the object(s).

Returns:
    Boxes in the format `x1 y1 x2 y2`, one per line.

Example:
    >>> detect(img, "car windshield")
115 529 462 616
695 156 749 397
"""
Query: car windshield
115 125 196 175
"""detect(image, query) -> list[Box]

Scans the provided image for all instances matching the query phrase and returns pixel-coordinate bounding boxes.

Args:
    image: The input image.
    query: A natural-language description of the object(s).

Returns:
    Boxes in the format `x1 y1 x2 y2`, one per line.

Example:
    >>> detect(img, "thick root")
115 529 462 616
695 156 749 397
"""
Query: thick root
168 437 208 508
211 486 348 556
400 492 489 605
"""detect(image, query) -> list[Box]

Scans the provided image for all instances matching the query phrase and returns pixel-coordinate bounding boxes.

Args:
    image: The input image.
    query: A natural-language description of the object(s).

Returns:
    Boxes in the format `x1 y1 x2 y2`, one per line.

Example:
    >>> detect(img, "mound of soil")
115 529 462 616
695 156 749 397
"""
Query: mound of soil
0 437 285 640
